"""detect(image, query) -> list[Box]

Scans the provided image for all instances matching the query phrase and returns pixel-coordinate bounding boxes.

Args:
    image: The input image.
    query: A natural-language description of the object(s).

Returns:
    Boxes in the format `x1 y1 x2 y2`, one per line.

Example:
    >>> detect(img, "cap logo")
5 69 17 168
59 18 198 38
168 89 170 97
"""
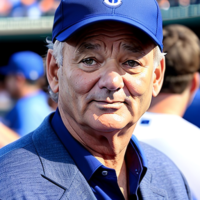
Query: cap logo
103 0 122 7
29 70 39 80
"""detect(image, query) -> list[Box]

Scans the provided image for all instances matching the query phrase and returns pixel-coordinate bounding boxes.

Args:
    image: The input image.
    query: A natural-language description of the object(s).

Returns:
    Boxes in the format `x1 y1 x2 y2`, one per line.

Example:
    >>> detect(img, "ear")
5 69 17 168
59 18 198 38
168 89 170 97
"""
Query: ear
46 49 59 93
188 72 199 103
152 57 165 97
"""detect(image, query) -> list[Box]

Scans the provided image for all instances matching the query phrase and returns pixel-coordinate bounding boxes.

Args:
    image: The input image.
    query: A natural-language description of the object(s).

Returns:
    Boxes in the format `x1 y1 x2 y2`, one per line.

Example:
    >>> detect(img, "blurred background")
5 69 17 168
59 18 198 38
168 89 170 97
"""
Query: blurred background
1 0 200 70
0 2 200 198
0 0 200 64
0 0 200 141
1 0 200 74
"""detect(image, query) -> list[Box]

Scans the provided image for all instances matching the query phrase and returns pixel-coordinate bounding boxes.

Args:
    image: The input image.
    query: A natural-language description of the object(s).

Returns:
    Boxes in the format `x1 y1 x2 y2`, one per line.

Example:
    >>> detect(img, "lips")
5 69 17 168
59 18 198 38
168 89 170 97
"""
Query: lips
95 100 124 104
93 100 125 110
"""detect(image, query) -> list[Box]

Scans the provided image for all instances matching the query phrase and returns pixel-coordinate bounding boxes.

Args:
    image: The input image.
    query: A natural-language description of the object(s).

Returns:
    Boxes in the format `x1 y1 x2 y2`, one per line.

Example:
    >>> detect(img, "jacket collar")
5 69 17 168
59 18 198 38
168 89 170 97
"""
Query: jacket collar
32 113 96 200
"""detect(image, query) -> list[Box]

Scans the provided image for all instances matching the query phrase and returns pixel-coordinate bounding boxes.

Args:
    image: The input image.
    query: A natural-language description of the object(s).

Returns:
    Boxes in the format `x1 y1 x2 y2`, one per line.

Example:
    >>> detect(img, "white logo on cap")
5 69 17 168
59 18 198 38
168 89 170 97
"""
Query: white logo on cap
29 70 39 80
104 0 122 7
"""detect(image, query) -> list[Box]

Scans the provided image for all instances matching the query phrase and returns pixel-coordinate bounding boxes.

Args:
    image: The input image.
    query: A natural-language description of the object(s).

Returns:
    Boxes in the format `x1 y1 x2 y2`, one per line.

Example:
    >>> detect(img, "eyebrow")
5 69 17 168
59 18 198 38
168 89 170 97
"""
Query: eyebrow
122 43 145 55
76 42 101 55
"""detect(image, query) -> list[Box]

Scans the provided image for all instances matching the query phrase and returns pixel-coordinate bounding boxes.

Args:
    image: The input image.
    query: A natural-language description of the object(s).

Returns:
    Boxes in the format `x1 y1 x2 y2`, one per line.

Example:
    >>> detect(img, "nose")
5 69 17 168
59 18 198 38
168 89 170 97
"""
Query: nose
98 65 124 91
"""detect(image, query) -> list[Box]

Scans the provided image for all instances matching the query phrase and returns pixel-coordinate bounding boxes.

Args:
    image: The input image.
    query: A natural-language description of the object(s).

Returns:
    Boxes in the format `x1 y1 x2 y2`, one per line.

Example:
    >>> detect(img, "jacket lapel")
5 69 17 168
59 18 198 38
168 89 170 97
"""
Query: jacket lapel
140 170 168 200
32 115 96 200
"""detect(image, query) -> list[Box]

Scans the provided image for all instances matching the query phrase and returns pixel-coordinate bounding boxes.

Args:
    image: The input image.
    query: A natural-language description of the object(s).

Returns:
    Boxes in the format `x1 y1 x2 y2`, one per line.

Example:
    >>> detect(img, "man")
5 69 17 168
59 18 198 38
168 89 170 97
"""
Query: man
134 25 200 200
0 51 53 136
0 122 19 148
0 1 191 200
183 86 200 128
0 74 13 117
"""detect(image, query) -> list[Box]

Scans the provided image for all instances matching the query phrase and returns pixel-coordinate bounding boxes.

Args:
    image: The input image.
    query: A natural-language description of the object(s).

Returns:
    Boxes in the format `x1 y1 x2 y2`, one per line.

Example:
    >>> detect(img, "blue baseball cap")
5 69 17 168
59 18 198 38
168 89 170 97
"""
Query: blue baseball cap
52 0 163 51
0 51 44 81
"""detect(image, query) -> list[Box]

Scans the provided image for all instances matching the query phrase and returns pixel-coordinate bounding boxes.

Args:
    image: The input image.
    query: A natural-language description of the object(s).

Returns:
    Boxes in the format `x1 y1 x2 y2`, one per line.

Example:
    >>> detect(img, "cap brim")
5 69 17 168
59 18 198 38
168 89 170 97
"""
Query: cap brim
55 15 163 51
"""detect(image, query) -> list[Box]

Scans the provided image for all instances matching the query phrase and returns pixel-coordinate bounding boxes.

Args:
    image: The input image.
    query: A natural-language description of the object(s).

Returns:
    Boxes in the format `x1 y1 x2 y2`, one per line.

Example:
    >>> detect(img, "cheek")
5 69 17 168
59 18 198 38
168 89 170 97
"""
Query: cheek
124 70 153 97
6 78 15 92
64 68 99 95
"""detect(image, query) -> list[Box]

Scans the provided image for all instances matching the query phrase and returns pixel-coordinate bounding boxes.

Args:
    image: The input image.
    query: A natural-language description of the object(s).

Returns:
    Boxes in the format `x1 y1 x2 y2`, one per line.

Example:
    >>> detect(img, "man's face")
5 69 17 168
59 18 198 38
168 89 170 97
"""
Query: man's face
5 75 20 100
54 22 161 133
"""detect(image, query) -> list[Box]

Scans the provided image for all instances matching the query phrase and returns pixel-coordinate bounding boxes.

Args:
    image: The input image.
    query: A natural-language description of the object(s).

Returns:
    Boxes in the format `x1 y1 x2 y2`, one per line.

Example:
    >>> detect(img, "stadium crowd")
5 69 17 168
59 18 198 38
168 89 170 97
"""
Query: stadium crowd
1 0 200 18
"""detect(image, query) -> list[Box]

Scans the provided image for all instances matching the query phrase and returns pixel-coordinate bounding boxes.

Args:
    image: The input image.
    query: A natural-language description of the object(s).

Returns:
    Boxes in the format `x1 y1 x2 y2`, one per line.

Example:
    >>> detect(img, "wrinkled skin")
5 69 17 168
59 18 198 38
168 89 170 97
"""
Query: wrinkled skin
47 21 164 164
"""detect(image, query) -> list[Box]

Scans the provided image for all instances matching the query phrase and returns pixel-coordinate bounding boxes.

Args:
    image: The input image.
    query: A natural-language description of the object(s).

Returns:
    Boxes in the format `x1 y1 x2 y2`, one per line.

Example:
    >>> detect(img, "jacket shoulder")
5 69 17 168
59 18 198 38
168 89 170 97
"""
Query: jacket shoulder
0 132 33 158
140 142 191 200
0 115 65 200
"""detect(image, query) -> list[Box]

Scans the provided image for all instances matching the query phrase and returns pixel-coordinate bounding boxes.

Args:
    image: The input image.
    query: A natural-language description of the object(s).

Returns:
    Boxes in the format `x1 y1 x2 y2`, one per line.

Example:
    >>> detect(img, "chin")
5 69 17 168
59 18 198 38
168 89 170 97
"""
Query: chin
88 114 128 132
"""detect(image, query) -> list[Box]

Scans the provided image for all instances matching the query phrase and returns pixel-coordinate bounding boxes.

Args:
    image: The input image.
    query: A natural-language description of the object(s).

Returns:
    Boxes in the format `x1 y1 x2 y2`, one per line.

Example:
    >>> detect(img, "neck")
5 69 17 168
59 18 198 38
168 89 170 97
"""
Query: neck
149 91 190 117
58 106 135 173
59 106 133 200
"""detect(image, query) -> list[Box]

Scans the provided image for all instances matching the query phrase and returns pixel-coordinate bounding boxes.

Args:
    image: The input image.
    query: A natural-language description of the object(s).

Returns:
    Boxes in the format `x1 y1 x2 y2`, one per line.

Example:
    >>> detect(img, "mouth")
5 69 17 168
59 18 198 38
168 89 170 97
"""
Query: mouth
93 100 125 110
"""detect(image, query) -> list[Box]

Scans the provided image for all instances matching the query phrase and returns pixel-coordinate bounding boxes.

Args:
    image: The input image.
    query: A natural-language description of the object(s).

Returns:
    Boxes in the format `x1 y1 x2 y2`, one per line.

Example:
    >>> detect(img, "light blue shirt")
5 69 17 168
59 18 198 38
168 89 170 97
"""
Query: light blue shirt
2 90 53 136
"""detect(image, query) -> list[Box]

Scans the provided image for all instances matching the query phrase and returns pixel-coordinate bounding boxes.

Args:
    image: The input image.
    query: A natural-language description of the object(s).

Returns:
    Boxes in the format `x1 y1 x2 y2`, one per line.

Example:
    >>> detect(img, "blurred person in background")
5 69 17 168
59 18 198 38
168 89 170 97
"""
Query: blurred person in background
0 0 12 16
134 24 200 200
0 0 60 17
158 0 171 10
0 122 19 148
168 0 179 6
0 51 53 137
0 74 18 148
0 74 13 117
183 80 200 128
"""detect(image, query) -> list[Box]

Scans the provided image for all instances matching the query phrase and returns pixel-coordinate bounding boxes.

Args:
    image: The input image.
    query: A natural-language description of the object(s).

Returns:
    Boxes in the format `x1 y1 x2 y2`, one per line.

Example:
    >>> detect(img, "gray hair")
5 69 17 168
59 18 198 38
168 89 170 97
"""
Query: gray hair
47 39 64 67
153 45 166 71
47 40 165 102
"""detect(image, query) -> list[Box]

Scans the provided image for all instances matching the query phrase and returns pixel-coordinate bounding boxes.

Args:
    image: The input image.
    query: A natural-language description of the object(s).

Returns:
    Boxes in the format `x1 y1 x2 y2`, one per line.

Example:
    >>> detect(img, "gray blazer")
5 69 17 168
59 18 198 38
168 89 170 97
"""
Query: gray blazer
0 115 191 200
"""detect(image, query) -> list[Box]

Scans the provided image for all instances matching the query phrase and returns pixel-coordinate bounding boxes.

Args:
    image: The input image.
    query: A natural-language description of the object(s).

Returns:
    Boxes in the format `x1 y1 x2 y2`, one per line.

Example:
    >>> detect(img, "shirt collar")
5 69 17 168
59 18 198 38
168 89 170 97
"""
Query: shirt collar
130 134 148 169
51 109 102 181
51 108 148 182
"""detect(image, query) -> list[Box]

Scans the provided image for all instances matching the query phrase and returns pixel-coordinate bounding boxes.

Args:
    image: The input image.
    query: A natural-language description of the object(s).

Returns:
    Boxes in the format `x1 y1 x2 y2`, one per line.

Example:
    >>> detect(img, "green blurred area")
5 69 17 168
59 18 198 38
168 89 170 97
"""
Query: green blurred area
162 4 200 26
161 4 200 37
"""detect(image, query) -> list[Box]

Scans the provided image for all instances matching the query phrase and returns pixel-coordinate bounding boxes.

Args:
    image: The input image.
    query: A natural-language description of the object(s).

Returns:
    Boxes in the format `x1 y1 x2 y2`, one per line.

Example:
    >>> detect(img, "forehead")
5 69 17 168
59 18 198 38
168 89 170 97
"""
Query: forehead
67 21 155 49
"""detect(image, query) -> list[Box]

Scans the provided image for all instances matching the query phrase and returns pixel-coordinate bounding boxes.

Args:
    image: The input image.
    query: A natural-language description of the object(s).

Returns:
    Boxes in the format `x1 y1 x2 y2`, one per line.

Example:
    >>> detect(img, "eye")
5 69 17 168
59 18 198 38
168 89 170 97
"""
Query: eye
81 58 97 66
123 60 140 68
